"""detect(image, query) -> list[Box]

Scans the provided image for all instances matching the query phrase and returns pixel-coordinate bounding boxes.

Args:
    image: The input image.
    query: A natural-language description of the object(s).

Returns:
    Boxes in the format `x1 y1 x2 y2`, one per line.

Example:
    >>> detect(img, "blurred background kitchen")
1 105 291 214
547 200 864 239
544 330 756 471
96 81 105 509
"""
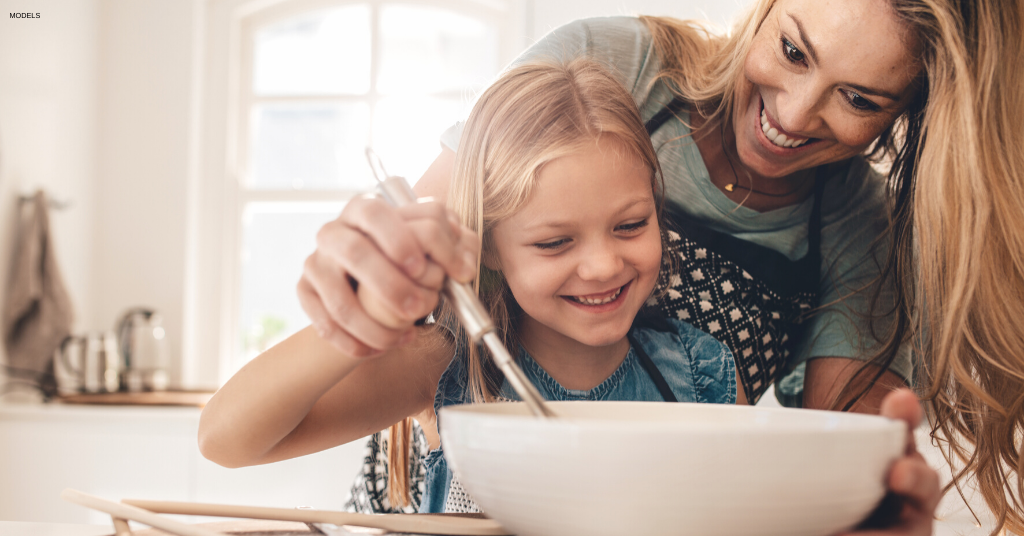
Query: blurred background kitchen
0 0 991 533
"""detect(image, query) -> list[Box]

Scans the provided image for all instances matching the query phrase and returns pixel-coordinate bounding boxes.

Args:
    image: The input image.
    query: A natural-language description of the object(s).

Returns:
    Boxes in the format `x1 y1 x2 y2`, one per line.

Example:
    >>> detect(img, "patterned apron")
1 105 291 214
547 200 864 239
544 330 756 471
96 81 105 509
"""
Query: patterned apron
645 97 824 405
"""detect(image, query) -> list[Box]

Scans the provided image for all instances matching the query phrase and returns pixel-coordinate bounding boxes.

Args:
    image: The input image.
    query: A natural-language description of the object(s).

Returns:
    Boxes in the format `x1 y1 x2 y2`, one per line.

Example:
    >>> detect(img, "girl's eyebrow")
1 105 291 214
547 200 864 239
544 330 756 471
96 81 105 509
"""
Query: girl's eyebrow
519 196 654 232
786 12 902 102
521 219 575 231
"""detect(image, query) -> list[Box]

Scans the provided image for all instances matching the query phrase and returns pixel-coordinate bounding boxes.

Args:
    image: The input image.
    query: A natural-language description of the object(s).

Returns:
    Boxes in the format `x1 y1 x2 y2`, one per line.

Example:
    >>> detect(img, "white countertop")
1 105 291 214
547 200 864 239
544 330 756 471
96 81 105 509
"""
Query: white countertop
0 399 202 421
0 521 112 536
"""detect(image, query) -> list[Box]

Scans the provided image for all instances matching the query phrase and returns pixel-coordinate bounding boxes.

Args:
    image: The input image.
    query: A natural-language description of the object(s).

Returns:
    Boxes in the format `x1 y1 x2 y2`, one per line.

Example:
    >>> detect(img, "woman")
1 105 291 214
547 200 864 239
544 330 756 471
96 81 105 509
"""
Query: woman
299 0 1023 532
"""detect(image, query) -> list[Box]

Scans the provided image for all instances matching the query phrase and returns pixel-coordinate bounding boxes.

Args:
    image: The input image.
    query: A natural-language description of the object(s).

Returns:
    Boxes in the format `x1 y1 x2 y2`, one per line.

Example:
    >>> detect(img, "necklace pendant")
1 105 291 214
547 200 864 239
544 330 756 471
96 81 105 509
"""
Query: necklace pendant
725 183 735 192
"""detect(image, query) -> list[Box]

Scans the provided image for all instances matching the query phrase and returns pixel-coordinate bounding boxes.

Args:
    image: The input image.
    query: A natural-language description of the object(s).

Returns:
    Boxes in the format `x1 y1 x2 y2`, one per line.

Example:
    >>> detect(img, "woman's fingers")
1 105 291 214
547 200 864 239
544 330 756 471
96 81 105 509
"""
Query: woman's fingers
297 196 478 354
888 454 942 515
879 388 924 454
321 198 475 317
838 457 939 536
398 200 479 283
299 248 415 356
340 197 476 284
352 204 474 326
840 389 939 536
316 206 439 325
296 276 379 358
333 195 430 281
340 201 476 327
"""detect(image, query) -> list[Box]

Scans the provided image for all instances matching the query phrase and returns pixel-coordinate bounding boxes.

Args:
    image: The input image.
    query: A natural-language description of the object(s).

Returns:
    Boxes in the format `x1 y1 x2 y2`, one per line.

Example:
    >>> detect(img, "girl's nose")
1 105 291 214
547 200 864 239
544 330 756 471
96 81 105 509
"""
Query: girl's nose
576 242 624 281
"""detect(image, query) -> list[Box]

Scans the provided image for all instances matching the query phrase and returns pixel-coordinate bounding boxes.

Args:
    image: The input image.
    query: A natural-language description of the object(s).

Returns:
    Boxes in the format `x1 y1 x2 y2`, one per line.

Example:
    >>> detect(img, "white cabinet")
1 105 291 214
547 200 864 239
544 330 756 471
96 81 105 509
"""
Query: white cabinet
0 403 367 525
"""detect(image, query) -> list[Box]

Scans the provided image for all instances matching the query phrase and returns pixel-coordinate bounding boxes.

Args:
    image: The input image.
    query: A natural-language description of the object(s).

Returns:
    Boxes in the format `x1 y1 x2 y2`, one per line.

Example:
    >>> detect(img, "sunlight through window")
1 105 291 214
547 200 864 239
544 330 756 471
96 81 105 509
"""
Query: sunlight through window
235 1 504 366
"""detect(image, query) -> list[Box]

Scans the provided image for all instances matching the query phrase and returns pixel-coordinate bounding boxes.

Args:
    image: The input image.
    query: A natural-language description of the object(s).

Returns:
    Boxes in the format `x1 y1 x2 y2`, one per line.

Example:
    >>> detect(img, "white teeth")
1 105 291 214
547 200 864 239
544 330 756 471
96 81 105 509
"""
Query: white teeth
760 108 808 148
571 286 622 305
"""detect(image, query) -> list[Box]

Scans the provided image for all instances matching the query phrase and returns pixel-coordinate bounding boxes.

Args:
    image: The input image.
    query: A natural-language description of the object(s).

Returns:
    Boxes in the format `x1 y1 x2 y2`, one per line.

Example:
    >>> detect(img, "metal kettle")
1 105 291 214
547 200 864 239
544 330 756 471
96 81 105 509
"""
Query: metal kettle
116 307 170 392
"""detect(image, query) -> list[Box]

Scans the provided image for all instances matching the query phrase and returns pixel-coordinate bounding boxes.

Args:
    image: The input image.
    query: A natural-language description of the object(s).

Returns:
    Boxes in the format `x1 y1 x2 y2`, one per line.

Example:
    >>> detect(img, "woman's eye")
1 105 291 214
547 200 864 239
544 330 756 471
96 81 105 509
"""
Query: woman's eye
781 38 805 64
533 238 569 250
617 219 649 233
843 90 880 111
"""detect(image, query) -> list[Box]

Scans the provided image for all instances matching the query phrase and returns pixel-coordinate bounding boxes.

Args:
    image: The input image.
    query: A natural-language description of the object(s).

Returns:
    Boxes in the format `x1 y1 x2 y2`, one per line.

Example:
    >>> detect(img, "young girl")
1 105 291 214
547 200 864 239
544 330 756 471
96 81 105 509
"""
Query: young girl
198 58 736 514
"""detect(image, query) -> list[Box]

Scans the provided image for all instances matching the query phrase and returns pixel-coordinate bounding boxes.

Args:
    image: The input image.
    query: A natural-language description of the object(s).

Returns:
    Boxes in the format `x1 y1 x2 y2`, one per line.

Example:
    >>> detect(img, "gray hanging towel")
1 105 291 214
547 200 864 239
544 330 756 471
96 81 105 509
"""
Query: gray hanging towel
2 190 74 393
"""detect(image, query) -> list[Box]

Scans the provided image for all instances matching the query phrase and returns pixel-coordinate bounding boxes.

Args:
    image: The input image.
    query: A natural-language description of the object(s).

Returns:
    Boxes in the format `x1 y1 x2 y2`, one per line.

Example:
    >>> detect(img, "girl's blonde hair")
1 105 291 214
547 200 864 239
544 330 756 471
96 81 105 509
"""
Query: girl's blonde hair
644 1 1024 532
445 57 664 403
386 57 663 506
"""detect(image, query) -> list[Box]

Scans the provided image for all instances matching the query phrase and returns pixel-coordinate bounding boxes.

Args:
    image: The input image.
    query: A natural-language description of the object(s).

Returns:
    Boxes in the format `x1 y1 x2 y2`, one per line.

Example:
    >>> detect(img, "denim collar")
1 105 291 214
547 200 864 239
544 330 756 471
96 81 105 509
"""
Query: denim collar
503 344 636 401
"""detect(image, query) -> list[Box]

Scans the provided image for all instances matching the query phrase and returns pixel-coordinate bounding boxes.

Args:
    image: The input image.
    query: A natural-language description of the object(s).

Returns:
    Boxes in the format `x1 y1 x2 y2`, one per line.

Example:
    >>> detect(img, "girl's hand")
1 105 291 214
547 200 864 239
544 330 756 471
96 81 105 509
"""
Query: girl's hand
297 195 478 358
841 389 941 536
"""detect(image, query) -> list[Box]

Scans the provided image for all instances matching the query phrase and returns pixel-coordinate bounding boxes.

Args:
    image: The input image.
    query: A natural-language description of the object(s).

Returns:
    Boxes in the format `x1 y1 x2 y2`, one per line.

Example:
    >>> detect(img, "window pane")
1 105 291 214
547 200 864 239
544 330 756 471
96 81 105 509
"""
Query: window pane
372 96 468 183
238 203 344 365
378 4 498 95
254 5 371 95
249 103 374 190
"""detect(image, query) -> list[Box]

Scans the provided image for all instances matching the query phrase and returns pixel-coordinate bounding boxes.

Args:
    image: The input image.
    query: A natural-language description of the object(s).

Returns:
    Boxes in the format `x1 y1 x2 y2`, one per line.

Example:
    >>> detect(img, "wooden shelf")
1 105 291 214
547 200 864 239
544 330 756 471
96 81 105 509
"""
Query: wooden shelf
57 391 214 407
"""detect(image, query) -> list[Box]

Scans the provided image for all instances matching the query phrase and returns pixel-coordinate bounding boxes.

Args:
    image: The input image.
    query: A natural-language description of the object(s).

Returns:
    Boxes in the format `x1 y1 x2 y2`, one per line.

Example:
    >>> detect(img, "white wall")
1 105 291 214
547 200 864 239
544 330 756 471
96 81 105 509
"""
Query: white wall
0 0 100 379
92 0 203 389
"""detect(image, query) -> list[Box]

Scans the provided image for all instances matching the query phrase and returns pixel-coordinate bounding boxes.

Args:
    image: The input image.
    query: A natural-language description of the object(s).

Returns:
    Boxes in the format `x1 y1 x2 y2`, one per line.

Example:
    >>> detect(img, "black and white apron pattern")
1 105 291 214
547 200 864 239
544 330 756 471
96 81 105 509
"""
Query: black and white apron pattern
645 98 824 405
344 425 429 514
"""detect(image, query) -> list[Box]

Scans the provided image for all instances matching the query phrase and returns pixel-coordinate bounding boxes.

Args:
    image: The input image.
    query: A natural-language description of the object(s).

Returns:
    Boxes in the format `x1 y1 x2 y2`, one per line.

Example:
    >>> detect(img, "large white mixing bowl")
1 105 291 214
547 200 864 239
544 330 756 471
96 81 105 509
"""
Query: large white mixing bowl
440 401 905 536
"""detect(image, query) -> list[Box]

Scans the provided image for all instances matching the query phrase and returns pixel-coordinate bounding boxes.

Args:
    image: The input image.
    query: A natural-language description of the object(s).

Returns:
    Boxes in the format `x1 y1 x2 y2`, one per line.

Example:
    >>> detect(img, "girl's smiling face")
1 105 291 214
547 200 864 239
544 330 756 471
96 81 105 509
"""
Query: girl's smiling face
734 0 922 179
488 137 662 352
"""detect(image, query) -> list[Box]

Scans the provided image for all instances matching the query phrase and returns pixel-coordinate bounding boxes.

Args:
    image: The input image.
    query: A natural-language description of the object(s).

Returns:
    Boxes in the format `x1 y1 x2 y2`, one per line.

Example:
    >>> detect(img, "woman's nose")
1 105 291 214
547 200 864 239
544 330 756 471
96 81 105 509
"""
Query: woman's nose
576 242 624 281
774 83 824 134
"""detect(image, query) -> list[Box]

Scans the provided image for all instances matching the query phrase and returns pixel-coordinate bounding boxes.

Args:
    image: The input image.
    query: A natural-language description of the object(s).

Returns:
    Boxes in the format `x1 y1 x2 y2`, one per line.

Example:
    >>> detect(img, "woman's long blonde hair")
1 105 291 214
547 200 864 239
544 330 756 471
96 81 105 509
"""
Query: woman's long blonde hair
643 1 1024 532
385 57 664 506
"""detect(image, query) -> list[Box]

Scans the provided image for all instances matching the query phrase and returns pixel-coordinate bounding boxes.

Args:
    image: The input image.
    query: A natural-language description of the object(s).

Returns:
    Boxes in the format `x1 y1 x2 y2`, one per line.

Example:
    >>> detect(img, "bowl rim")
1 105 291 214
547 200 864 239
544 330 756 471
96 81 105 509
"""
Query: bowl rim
439 400 907 435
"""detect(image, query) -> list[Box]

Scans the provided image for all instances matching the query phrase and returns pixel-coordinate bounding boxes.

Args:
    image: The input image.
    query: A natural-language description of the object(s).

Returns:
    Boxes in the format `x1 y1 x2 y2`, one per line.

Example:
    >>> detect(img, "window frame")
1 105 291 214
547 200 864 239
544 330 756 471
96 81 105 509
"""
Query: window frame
184 0 525 387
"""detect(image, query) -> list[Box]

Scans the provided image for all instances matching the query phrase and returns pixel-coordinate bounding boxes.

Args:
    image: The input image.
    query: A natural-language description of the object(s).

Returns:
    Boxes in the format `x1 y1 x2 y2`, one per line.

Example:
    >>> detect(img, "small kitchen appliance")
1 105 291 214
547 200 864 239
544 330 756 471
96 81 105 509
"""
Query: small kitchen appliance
116 307 170 392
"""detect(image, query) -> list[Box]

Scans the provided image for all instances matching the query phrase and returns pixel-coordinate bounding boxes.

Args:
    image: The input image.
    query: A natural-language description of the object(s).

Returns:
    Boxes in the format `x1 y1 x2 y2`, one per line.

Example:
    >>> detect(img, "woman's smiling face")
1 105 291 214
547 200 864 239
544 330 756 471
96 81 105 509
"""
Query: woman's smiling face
734 0 922 179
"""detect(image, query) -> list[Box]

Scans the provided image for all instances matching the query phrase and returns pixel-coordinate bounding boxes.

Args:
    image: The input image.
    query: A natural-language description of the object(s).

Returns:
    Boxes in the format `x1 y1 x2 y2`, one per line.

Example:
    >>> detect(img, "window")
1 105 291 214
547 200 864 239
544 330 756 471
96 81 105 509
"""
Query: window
228 0 514 372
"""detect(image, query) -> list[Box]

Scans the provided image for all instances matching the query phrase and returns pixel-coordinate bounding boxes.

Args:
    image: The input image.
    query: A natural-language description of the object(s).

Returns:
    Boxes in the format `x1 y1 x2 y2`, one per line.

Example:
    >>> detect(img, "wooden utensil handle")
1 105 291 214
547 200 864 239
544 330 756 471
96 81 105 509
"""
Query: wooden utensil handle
122 498 511 536
111 517 132 536
61 489 224 536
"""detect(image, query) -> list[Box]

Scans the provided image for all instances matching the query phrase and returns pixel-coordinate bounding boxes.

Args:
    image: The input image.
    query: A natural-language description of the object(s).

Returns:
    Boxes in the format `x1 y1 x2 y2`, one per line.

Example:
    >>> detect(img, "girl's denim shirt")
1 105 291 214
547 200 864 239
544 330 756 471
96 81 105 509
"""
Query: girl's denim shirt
419 318 736 513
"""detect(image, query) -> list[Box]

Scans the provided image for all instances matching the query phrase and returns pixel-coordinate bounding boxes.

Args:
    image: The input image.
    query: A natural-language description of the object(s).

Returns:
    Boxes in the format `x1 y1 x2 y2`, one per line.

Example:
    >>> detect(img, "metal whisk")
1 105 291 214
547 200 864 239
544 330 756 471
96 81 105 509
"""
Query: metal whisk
365 148 555 418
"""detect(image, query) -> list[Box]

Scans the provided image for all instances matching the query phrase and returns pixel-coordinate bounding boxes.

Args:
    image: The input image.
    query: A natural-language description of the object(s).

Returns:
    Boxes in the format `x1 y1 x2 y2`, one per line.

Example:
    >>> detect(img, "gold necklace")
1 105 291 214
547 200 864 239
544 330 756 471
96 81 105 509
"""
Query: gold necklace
719 122 813 198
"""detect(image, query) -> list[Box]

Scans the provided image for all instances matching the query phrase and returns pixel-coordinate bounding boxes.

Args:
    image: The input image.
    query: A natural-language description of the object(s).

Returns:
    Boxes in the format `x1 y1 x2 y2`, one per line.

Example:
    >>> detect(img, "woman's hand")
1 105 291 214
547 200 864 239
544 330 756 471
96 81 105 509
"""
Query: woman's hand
841 389 941 536
298 189 477 357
